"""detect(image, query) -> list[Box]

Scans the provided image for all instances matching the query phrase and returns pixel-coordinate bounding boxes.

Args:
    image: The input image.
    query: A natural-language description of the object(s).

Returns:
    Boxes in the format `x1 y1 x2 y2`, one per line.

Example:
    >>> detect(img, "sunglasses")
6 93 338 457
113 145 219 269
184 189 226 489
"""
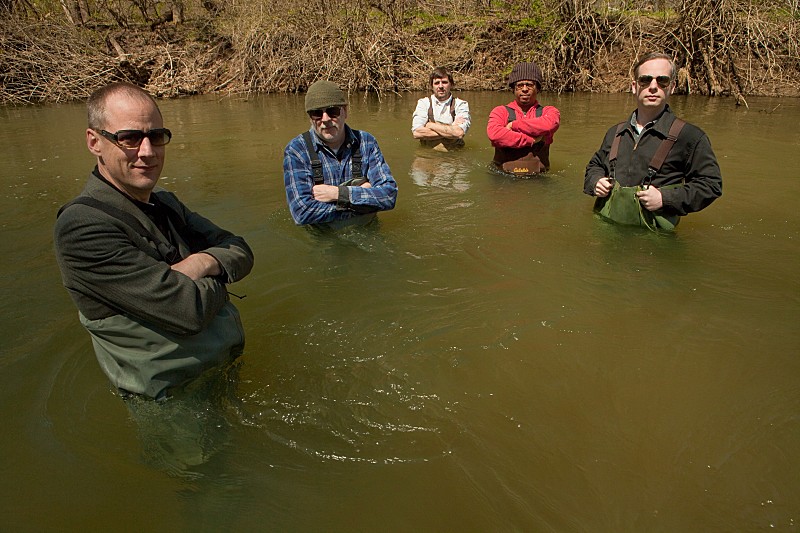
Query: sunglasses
308 107 342 120
97 128 172 149
637 75 672 89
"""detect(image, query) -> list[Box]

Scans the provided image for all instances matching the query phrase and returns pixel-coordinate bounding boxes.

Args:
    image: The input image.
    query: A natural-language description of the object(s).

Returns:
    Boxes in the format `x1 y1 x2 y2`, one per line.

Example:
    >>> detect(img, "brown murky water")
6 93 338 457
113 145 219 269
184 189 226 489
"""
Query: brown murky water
1 91 798 531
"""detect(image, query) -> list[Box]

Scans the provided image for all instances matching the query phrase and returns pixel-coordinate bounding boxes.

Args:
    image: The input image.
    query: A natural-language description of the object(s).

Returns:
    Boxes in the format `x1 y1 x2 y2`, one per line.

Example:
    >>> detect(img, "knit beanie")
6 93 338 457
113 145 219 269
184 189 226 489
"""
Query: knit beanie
508 62 543 89
305 80 348 112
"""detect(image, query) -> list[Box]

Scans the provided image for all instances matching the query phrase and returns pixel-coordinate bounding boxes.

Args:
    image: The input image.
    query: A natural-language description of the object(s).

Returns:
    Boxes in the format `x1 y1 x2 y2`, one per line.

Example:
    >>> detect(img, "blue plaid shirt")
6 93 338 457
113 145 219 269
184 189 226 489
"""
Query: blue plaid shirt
283 126 398 225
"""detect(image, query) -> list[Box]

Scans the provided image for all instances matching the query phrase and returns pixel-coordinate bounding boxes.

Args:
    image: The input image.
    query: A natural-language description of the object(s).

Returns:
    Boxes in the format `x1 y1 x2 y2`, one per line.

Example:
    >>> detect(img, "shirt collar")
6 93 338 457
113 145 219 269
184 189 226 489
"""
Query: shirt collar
308 125 359 157
431 95 453 107
631 104 671 132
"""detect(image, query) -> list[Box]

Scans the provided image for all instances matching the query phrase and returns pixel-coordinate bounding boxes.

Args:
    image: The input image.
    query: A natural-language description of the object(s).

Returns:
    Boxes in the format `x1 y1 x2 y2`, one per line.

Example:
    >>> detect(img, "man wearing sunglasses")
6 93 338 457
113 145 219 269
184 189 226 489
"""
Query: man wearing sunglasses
486 61 561 175
283 80 398 226
584 52 722 227
54 82 254 400
411 67 471 151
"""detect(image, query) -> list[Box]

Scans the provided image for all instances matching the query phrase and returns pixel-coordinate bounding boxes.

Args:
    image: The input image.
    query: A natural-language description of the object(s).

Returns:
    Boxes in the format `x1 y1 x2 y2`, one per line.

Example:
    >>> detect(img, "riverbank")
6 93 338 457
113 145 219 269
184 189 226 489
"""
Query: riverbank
1 0 798 105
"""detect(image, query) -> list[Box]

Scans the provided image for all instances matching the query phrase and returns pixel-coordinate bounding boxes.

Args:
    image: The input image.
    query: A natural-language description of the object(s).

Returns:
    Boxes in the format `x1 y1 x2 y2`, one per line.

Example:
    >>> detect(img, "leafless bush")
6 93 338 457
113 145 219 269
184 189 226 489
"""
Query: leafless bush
0 20 116 104
1 0 798 104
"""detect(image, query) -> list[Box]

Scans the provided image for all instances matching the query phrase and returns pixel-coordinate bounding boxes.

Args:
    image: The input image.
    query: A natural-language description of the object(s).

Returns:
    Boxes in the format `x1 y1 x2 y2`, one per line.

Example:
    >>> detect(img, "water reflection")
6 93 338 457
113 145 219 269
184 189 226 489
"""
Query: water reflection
409 149 472 191
124 362 243 478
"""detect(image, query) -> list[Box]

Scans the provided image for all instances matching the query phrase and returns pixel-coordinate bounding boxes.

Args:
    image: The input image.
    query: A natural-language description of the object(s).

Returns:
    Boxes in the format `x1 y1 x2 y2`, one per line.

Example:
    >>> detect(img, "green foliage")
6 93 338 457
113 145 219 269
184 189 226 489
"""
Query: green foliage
509 16 545 31
408 9 450 31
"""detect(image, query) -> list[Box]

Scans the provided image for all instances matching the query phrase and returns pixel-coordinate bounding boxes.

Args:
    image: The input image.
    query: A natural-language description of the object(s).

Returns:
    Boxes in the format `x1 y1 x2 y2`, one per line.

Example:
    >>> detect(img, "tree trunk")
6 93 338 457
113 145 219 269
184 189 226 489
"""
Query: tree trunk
58 0 80 25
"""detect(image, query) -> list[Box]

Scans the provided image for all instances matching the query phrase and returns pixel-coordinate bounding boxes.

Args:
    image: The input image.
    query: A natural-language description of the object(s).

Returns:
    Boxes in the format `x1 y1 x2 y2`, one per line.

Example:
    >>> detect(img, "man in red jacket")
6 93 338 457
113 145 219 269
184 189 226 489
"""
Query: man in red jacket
486 62 561 175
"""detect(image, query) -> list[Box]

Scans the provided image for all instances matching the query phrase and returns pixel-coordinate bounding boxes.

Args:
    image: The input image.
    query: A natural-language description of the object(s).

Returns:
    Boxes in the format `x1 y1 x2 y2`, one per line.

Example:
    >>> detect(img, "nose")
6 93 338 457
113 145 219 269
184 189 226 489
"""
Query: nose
137 136 157 156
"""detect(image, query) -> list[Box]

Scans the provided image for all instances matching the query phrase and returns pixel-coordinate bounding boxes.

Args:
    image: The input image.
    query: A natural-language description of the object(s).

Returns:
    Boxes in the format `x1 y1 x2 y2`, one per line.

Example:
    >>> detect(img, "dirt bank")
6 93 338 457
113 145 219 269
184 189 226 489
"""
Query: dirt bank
1 0 798 105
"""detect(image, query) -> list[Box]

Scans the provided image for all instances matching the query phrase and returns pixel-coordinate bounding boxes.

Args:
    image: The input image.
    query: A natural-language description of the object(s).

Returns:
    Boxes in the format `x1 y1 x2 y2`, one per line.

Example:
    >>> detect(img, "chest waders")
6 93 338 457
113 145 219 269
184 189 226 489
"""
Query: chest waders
302 131 378 227
421 96 464 150
492 105 549 176
597 118 686 231
302 131 365 187
56 195 245 400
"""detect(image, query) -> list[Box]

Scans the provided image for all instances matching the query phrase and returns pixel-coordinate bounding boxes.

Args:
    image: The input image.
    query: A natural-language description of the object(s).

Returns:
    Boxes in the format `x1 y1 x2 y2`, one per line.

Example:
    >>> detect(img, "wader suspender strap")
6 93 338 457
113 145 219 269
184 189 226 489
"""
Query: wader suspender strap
608 118 686 185
427 97 456 124
505 104 543 123
57 197 182 264
302 131 364 186
302 131 325 185
608 122 626 165
645 118 685 186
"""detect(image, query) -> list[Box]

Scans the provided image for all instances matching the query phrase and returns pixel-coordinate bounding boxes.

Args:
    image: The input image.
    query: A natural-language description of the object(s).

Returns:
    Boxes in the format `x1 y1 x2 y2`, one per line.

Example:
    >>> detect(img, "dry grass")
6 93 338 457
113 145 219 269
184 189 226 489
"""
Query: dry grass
1 0 798 104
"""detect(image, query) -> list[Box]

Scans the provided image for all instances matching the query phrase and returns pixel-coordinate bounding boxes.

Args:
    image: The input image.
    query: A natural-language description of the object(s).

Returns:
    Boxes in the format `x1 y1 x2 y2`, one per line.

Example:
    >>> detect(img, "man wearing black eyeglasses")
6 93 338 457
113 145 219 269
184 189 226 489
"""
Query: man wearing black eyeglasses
486 61 561 176
283 80 398 226
54 82 254 400
584 52 722 229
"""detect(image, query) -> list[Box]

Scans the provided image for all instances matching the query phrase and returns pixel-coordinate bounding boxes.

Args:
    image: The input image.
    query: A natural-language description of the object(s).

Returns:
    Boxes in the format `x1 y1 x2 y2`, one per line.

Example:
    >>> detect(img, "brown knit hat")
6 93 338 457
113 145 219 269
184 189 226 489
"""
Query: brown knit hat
508 62 543 89
305 80 348 112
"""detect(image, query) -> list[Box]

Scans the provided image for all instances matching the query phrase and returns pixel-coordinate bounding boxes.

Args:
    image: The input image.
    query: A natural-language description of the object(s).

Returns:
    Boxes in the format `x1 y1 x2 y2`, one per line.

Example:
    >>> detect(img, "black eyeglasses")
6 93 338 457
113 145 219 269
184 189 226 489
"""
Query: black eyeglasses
637 75 672 89
96 128 172 148
308 107 342 120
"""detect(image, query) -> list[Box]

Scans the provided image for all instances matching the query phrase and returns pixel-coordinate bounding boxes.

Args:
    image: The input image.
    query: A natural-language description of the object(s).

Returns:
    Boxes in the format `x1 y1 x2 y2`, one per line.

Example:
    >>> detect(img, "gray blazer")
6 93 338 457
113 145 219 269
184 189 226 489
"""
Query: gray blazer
54 171 254 397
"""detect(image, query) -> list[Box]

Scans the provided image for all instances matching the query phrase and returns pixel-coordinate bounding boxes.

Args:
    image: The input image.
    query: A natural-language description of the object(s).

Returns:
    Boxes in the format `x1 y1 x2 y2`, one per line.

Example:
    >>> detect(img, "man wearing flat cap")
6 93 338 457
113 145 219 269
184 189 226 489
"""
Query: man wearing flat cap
283 80 398 226
486 62 561 176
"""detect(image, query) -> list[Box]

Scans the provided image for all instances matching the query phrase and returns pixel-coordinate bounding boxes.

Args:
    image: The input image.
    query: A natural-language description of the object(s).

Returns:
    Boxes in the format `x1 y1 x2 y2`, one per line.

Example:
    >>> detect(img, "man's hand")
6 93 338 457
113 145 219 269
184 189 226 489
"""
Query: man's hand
636 186 663 211
171 252 222 281
313 184 340 203
594 177 615 197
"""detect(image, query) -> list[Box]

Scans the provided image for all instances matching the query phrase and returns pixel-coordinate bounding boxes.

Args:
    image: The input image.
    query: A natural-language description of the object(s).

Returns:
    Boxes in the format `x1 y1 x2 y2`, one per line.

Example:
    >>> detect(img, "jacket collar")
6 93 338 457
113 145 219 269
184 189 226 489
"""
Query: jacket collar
628 105 675 139
507 99 541 115
83 168 169 241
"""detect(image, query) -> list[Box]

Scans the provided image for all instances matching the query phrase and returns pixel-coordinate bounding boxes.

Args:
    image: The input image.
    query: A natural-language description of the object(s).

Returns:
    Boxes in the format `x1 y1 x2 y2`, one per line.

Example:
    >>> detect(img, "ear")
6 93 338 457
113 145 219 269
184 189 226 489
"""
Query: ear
340 106 348 120
631 80 637 94
86 128 102 156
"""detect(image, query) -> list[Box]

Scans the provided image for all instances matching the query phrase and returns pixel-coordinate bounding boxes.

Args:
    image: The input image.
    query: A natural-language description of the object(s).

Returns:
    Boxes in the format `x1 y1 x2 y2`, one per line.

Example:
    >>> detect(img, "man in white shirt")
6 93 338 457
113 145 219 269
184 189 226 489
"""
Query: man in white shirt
411 67 471 151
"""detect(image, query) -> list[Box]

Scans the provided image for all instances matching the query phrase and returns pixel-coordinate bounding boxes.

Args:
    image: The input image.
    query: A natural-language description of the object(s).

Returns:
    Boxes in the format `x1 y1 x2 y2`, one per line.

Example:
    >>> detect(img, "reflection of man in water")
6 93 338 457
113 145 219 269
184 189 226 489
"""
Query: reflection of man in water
584 52 722 226
486 62 560 175
409 152 471 191
283 80 398 226
54 82 254 402
411 67 471 152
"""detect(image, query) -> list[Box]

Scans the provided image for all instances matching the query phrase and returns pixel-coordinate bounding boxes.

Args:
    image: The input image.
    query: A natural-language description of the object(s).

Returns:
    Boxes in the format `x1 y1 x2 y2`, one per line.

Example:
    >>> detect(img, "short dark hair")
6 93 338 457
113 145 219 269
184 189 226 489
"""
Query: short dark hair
87 82 161 130
429 67 454 87
633 52 676 80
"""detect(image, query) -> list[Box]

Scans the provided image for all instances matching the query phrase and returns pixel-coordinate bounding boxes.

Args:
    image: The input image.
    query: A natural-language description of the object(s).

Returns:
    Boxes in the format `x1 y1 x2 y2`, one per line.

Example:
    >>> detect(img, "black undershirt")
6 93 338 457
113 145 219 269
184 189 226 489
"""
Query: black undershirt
92 168 178 249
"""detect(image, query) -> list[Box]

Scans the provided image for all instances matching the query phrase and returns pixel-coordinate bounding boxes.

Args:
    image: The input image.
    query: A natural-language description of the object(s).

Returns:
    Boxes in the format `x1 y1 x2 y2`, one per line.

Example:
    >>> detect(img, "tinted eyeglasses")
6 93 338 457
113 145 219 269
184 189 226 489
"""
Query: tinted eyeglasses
637 75 672 89
97 128 172 148
308 107 342 120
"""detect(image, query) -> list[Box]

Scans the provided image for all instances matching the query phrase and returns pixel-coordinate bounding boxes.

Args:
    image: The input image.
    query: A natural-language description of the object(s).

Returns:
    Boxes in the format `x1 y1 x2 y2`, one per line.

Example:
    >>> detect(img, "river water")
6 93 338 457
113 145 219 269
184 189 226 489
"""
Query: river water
1 91 798 531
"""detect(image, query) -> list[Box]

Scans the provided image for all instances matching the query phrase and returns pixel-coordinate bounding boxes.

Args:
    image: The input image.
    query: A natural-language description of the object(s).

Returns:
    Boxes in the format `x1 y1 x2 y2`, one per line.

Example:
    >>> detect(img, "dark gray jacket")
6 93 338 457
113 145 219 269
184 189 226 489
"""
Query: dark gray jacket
54 171 254 397
584 106 722 217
